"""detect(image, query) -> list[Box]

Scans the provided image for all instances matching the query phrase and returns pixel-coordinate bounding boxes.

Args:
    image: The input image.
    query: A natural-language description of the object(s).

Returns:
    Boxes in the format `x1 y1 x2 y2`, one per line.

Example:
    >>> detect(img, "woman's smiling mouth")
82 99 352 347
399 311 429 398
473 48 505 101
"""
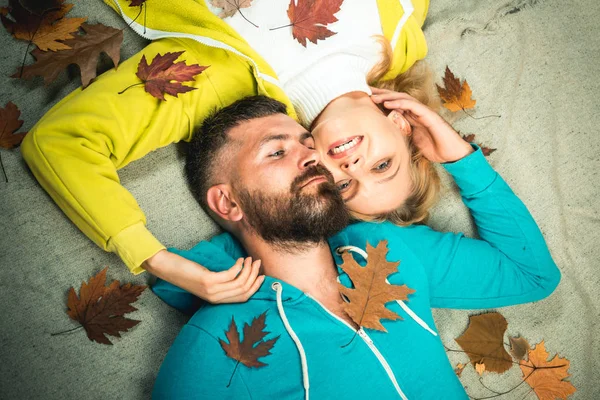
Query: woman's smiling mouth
327 136 363 159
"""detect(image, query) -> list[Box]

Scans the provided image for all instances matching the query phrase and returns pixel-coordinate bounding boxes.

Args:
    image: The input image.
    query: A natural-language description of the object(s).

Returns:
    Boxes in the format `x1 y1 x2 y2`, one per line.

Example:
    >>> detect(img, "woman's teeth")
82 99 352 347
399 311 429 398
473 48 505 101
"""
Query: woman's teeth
331 137 359 154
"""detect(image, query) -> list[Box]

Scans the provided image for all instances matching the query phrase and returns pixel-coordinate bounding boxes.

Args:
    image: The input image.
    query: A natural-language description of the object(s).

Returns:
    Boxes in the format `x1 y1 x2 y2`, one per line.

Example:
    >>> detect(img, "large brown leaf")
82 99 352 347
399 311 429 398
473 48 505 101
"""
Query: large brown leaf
436 66 476 112
219 312 279 369
286 0 344 47
0 102 27 149
66 267 147 345
520 341 576 400
13 23 123 88
338 240 415 331
134 51 209 101
455 312 513 373
1 0 86 51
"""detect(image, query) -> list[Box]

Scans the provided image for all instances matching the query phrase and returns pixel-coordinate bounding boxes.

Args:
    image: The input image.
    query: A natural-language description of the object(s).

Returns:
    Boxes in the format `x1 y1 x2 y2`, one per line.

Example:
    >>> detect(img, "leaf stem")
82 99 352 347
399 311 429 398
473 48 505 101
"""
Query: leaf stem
461 108 501 120
227 361 240 387
19 10 46 78
118 82 144 94
269 23 294 31
0 153 7 183
237 8 258 28
125 4 144 32
51 325 84 336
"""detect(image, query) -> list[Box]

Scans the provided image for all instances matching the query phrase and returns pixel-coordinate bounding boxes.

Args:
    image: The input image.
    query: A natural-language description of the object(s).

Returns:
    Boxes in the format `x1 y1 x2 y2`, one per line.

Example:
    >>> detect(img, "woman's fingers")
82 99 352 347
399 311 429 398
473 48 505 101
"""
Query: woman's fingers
216 274 266 304
212 258 261 295
213 257 245 282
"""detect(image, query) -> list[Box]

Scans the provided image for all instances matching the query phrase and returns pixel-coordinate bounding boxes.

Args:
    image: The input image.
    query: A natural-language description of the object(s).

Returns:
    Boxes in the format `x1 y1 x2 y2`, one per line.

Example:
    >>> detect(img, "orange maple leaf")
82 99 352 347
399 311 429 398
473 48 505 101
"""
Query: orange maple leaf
455 312 513 373
1 0 86 51
285 0 344 47
520 341 576 400
133 51 209 101
0 102 27 149
66 267 147 345
436 66 476 112
338 240 415 332
219 312 279 386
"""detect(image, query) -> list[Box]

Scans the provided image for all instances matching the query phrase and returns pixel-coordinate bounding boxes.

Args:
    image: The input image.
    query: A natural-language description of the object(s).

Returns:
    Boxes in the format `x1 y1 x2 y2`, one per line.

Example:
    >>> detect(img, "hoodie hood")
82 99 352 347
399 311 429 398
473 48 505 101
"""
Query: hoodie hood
103 0 297 120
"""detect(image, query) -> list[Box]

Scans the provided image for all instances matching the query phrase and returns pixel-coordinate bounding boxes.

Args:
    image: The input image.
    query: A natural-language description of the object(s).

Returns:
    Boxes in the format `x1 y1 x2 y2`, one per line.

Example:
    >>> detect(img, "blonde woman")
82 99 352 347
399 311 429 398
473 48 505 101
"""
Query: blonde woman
23 0 450 302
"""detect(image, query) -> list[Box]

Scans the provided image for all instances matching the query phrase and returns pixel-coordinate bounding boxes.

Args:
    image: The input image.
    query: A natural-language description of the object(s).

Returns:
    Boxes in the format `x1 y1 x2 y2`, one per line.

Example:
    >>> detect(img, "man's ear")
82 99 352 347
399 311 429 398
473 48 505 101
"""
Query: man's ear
206 184 243 222
387 110 412 136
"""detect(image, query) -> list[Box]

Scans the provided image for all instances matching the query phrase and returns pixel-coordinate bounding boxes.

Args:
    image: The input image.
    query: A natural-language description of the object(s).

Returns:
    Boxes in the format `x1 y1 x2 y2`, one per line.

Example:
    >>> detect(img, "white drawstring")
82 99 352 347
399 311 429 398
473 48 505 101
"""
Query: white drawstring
390 0 415 51
336 245 438 336
272 282 310 400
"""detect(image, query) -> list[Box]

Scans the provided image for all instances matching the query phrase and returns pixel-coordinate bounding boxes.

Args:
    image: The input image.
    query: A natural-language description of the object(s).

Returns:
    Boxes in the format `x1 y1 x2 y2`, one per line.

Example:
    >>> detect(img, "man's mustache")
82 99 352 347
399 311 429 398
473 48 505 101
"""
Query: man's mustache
291 165 335 193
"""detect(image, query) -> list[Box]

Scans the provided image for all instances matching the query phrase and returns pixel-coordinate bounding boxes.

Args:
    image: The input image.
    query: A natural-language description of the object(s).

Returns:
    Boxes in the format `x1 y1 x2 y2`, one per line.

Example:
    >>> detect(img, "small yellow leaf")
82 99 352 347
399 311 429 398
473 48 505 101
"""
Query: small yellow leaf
476 362 486 376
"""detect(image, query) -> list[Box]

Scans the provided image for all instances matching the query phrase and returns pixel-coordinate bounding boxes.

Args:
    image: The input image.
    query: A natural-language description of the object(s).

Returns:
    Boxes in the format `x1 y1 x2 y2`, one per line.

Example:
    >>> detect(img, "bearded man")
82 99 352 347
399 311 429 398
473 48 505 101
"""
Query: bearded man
151 96 559 399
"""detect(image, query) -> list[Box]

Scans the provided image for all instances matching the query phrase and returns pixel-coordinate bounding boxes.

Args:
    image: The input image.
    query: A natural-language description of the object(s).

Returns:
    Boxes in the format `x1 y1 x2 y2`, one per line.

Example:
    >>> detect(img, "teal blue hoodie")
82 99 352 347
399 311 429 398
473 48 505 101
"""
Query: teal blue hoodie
151 145 560 399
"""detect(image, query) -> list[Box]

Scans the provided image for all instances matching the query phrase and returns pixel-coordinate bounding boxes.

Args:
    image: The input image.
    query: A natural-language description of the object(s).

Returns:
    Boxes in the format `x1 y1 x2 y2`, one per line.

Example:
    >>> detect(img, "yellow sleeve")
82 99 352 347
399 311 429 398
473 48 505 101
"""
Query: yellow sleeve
21 37 259 274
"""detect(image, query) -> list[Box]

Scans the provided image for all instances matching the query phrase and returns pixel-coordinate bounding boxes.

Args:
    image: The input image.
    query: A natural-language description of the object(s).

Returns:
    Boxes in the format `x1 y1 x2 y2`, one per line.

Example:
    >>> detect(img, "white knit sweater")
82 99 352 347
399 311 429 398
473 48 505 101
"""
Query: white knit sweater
207 0 384 126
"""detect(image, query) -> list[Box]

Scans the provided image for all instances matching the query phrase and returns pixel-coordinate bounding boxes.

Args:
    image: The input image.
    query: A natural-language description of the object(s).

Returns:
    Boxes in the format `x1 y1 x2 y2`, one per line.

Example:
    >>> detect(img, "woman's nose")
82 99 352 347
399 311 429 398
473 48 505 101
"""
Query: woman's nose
341 155 362 172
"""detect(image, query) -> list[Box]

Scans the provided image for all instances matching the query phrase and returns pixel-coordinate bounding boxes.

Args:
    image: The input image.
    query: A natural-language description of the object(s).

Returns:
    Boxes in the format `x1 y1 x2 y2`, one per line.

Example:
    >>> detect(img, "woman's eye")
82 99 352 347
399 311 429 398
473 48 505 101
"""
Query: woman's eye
374 160 391 171
337 180 352 192
270 150 285 157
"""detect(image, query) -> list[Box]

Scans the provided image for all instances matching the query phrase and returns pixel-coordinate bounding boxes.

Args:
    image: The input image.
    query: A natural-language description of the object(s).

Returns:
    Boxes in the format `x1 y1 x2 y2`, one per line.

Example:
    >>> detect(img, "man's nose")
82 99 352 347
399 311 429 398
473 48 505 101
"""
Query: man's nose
299 146 319 169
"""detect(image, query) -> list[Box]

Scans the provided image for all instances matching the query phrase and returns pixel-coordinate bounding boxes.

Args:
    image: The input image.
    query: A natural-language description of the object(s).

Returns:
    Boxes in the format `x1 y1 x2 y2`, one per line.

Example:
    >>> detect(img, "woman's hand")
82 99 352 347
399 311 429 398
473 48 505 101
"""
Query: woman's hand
144 250 265 304
370 87 474 163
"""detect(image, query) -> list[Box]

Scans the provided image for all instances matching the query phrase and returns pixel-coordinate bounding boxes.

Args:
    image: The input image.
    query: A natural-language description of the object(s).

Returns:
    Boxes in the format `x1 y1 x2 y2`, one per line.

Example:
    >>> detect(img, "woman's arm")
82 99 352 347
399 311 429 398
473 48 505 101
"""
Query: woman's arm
373 90 560 308
22 37 264 302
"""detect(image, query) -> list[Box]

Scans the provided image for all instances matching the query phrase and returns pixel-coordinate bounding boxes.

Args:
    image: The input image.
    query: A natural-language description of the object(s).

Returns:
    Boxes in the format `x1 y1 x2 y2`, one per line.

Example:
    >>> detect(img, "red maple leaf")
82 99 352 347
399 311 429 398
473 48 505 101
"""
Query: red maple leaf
131 51 209 101
286 0 344 47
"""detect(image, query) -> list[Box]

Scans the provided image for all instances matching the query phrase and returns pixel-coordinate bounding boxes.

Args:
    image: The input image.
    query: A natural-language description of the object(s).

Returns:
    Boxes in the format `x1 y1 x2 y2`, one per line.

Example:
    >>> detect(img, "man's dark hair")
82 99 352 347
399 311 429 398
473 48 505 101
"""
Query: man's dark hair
185 95 288 214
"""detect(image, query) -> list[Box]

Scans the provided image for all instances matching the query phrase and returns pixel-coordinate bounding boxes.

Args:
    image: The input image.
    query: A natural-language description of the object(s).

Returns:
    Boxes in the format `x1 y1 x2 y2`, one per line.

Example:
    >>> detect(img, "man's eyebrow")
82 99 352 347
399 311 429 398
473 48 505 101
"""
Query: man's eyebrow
258 133 290 149
376 163 401 184
258 131 312 149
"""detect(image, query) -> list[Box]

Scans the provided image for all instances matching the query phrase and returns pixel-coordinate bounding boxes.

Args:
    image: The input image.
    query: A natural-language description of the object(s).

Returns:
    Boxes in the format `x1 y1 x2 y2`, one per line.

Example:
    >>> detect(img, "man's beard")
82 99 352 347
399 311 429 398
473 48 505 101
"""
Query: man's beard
236 165 349 248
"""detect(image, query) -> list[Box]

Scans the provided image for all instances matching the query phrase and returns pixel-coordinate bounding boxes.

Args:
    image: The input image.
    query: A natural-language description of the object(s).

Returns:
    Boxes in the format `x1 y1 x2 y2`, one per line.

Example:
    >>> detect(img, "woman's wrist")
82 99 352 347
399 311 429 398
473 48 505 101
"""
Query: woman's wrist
441 141 475 163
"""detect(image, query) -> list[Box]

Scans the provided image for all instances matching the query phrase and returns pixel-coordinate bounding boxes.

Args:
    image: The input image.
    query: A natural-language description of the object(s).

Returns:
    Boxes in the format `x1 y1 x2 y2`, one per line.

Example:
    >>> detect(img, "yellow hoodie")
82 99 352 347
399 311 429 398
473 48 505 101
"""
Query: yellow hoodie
21 0 429 274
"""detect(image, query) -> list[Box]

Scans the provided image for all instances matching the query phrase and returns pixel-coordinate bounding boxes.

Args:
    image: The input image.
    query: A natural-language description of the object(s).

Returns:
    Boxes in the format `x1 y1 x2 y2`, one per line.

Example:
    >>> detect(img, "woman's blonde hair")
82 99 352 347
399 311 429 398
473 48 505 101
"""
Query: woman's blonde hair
355 36 441 226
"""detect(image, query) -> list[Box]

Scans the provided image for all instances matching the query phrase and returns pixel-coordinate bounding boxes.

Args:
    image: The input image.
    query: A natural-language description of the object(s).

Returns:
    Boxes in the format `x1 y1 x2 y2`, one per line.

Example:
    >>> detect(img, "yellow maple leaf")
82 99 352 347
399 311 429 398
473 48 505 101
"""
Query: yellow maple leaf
520 341 576 400
436 66 477 112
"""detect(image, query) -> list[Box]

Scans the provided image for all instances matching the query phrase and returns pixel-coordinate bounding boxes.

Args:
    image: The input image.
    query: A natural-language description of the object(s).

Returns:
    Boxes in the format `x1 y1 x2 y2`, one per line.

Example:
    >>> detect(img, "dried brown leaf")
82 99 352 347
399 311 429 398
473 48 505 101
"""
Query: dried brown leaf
339 240 415 331
66 267 147 345
455 312 513 373
0 102 27 149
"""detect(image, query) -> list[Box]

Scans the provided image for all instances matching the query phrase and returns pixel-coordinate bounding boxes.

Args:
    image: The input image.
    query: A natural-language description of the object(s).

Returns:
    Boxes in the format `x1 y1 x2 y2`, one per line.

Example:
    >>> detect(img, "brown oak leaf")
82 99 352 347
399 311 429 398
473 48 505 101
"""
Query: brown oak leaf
509 335 530 361
219 312 279 385
286 0 344 47
339 240 415 331
1 0 86 51
0 102 27 149
436 66 476 112
211 0 253 18
13 23 123 88
480 146 496 156
520 341 576 400
134 51 209 101
66 267 147 345
455 312 513 373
